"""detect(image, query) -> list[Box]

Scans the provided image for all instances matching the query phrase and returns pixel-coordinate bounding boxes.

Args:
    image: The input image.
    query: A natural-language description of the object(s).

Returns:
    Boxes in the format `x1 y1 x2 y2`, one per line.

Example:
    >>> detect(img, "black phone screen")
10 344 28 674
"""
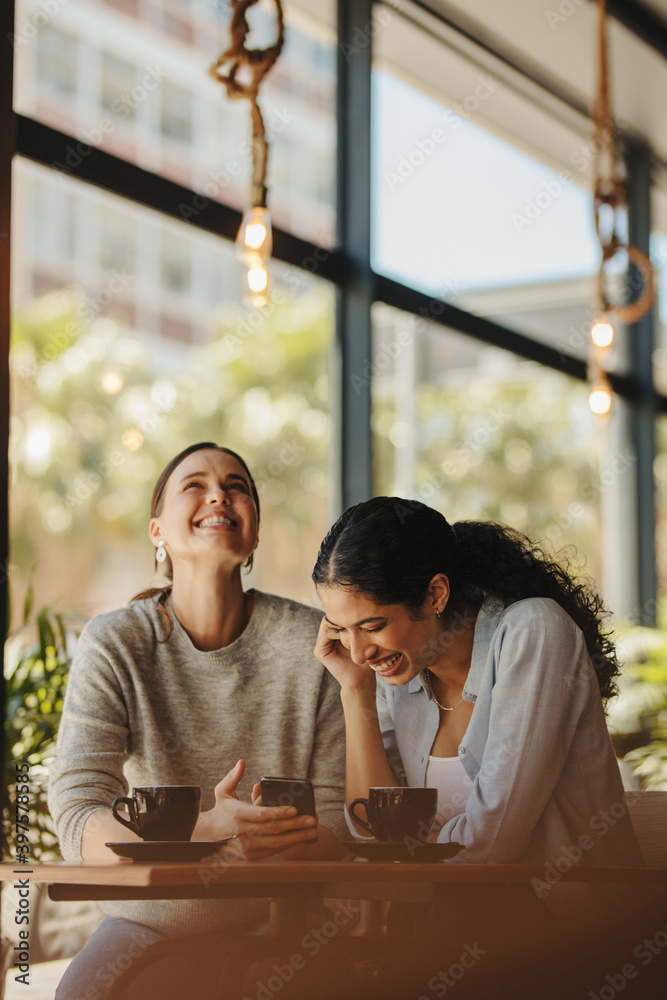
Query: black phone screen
260 777 316 816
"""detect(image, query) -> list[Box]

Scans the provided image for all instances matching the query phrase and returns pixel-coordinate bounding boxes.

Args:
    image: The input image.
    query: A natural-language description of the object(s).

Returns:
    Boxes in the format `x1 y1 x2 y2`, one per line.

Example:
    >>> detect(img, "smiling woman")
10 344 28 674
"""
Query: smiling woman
133 443 261 648
47 442 346 999
312 496 642 878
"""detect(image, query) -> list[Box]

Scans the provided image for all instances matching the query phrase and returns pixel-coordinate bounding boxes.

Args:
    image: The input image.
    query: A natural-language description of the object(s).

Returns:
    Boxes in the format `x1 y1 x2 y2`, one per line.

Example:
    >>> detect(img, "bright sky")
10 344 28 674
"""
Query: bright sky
372 70 601 297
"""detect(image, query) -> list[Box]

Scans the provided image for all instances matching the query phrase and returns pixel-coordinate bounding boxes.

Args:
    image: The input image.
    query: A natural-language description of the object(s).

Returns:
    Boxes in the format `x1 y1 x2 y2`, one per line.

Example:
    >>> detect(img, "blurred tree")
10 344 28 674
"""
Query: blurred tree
9 283 332 618
373 351 601 582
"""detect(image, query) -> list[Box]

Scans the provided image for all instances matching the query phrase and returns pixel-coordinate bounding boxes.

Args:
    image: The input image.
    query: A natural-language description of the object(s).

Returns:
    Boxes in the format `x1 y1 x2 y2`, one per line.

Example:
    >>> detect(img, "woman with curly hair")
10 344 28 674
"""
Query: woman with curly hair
312 496 642 870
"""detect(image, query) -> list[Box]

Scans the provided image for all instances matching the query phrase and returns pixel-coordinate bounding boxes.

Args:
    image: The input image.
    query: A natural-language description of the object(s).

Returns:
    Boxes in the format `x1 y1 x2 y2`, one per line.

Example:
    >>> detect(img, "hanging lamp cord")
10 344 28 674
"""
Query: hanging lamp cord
210 0 285 206
592 0 653 324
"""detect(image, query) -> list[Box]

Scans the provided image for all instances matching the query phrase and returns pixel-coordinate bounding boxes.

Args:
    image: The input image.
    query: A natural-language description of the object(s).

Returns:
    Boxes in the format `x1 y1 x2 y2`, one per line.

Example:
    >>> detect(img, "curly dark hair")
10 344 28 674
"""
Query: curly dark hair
312 496 619 702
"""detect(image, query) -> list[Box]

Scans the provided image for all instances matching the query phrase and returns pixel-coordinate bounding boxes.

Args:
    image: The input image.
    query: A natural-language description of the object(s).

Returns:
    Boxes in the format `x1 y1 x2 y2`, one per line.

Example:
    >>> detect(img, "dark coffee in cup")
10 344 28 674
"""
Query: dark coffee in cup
348 787 437 843
111 786 201 842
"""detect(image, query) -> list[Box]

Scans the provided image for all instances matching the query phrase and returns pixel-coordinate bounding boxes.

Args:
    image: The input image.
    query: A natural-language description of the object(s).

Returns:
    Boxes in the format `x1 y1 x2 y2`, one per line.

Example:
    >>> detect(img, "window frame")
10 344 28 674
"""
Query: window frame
1 1 664 691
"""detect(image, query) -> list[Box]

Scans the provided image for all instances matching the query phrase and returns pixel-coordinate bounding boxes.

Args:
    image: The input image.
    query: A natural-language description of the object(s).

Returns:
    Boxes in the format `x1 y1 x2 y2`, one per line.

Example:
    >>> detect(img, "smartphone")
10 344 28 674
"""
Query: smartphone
260 776 316 817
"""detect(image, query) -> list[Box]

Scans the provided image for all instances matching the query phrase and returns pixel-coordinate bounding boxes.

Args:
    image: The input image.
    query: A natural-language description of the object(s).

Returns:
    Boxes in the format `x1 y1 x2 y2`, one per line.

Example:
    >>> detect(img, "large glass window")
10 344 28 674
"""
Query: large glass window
372 303 603 580
9 160 333 622
653 230 667 395
371 4 629 372
13 0 337 245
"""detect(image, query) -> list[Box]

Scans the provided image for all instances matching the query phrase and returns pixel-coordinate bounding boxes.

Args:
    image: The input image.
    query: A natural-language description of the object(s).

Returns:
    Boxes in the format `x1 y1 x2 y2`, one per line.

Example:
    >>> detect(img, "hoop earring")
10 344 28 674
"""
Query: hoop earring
156 540 167 564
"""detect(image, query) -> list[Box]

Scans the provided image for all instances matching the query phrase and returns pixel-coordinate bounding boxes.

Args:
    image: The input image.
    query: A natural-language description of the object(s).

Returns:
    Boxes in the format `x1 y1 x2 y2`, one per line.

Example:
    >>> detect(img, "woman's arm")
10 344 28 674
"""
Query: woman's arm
50 618 321 863
48 618 137 862
314 618 398 835
437 603 595 862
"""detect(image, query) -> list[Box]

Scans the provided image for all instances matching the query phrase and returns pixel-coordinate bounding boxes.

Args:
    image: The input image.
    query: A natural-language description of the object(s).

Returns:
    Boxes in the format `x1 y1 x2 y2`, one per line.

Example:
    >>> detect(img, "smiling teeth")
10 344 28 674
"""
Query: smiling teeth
198 516 234 527
369 652 401 673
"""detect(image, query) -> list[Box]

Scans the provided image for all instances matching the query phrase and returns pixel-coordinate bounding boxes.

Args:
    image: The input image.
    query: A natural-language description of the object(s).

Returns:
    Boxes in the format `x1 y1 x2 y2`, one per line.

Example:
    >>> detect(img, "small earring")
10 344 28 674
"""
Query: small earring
436 609 442 618
156 540 167 564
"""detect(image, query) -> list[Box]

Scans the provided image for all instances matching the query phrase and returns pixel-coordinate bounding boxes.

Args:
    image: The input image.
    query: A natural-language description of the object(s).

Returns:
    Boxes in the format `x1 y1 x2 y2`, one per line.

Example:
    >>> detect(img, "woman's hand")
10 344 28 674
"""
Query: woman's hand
194 760 318 861
313 616 376 695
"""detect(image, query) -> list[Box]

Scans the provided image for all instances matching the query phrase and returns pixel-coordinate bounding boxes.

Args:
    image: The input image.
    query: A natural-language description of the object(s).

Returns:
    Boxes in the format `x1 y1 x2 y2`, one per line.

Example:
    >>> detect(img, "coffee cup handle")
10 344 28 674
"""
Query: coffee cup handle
111 796 140 836
348 798 373 834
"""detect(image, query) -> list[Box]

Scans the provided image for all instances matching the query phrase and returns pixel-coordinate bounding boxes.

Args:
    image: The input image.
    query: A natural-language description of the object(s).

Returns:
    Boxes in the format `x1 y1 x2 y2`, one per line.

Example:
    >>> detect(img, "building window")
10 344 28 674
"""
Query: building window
101 53 138 123
161 244 192 295
37 26 77 95
160 83 193 144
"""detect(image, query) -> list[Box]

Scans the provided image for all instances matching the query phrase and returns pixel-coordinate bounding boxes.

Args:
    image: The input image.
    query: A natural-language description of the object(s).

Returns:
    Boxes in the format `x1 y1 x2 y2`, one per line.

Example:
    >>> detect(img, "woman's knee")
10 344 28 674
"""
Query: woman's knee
55 918 166 1000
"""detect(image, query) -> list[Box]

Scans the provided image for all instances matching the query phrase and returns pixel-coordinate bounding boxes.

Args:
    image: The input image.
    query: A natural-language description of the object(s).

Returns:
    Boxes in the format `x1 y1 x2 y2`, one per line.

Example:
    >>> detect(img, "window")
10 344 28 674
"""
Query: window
10 161 334 613
371 9 614 367
160 83 193 144
36 26 77 95
161 242 192 295
101 53 138 123
14 0 337 244
372 303 601 578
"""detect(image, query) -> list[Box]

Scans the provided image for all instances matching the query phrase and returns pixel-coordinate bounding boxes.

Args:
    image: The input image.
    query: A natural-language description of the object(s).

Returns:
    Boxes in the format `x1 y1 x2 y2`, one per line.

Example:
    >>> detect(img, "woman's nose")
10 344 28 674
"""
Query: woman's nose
206 487 228 505
348 634 378 665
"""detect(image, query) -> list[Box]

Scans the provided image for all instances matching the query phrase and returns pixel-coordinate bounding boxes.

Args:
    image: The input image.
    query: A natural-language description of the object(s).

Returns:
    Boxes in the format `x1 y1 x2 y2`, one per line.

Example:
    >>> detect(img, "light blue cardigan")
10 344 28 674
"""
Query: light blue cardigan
376 596 643 868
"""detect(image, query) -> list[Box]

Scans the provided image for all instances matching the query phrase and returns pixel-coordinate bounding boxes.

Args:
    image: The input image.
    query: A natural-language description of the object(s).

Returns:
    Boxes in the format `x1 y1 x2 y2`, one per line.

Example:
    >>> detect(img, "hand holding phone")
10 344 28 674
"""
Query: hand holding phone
259 777 316 818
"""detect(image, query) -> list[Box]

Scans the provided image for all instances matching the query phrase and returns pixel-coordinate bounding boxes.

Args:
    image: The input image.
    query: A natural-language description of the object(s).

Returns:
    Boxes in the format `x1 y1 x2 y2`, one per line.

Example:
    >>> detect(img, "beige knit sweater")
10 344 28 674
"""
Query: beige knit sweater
48 589 346 936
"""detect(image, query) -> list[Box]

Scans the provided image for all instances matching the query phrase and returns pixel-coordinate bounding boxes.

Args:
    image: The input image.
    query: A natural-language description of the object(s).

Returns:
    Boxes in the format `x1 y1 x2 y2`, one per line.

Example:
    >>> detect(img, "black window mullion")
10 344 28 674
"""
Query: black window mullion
332 0 375 514
626 141 659 624
13 114 345 286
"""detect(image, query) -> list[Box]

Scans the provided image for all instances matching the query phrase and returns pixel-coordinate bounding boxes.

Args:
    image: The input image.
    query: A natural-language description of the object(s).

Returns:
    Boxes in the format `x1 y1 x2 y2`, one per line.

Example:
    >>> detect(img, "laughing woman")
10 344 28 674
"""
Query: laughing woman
312 496 641 871
311 498 652 993
49 442 346 998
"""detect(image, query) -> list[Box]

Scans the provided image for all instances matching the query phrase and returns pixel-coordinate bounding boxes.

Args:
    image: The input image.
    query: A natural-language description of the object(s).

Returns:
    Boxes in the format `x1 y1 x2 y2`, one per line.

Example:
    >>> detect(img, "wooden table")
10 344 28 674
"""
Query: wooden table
5 857 667 893
3 860 666 1000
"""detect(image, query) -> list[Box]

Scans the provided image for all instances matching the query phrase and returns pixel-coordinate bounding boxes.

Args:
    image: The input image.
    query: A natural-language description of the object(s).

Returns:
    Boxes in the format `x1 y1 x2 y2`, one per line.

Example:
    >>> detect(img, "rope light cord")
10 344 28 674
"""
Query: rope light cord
592 0 653 325
210 0 285 206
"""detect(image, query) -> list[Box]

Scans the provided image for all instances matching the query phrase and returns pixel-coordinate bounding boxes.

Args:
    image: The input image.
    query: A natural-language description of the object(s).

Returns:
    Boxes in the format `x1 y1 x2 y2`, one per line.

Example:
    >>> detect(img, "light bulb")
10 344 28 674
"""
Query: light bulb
236 206 272 264
589 380 612 416
242 256 270 309
591 317 614 349
248 265 268 293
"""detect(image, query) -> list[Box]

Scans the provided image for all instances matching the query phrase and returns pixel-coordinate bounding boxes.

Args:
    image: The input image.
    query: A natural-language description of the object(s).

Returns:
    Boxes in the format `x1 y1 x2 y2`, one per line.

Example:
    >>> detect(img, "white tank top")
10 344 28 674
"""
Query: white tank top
425 754 473 827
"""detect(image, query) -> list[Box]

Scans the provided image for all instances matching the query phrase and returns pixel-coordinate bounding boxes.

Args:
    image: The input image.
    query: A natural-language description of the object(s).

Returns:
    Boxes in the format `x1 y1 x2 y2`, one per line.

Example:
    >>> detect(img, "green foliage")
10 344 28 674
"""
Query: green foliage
4 589 84 859
9 283 333 610
610 624 667 790
372 331 602 582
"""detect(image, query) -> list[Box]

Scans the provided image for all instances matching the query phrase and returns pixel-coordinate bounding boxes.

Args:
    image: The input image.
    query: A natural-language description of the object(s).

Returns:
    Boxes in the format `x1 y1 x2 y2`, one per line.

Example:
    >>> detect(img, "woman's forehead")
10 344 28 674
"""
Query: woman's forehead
169 450 248 486
317 585 391 619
